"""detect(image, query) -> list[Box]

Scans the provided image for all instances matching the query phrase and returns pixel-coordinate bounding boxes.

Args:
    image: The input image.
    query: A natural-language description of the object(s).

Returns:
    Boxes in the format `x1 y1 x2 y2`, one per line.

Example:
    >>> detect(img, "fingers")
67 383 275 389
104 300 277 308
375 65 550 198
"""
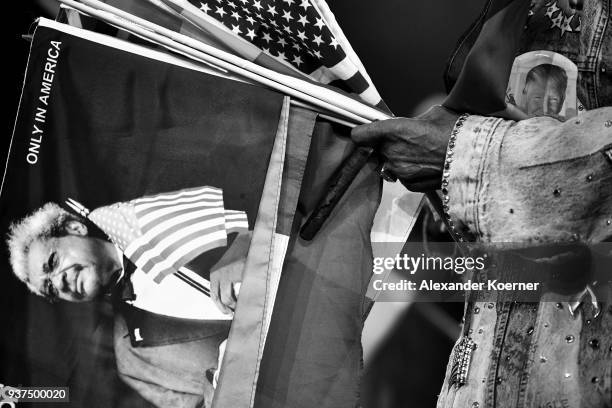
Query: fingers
379 157 441 192
210 272 232 315
210 260 245 314
351 118 405 146
400 178 441 192
219 280 237 311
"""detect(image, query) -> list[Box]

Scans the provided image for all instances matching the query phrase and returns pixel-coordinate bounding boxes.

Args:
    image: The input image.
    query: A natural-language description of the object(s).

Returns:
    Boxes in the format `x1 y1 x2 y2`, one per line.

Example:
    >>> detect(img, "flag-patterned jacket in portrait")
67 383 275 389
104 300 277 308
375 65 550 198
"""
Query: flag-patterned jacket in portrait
86 186 249 284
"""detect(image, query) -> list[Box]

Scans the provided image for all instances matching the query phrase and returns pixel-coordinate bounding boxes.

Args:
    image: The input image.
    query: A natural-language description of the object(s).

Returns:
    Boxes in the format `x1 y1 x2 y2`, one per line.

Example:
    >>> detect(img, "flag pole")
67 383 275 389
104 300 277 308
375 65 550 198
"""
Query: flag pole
58 0 390 124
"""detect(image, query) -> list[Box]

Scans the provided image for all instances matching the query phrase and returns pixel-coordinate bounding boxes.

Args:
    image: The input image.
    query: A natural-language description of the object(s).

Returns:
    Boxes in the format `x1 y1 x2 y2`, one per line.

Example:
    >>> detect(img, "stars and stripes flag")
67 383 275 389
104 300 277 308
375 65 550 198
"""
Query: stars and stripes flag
164 0 387 109
69 186 249 284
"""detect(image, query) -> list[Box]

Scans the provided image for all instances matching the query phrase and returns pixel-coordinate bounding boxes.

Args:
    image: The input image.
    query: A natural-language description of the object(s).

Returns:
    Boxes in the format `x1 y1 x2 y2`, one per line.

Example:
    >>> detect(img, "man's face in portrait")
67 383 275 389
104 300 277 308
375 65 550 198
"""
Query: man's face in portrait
522 77 565 117
26 221 122 302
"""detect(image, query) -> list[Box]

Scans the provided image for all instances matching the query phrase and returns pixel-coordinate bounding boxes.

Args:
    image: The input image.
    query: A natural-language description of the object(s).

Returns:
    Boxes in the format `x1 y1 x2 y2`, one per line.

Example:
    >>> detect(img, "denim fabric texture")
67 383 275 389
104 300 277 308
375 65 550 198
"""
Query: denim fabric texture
437 1 612 407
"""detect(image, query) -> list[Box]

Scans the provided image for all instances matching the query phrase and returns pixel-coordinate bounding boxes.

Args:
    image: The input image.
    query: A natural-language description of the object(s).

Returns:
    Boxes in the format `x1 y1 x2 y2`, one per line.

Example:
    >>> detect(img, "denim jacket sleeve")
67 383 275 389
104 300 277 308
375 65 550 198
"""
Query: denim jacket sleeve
445 108 612 244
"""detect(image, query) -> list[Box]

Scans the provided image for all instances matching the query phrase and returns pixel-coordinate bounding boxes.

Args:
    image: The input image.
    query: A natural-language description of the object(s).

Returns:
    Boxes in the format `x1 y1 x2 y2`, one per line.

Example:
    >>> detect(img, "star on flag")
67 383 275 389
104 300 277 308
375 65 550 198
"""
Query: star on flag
182 0 385 108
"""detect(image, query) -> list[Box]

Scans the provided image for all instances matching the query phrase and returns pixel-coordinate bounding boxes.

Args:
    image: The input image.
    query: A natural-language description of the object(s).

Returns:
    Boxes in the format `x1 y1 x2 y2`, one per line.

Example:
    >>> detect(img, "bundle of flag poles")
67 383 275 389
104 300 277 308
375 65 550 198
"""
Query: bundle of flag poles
56 0 391 126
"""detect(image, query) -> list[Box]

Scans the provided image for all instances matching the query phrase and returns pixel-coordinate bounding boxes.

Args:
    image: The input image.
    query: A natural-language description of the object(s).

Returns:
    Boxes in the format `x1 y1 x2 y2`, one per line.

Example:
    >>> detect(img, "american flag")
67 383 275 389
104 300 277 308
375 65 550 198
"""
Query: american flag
78 186 248 284
160 0 386 109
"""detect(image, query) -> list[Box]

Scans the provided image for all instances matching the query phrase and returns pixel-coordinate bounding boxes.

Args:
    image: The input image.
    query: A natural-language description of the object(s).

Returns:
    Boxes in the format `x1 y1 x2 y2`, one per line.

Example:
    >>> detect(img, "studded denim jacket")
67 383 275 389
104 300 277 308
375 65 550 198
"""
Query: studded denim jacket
519 0 612 110
436 1 612 407
436 110 612 407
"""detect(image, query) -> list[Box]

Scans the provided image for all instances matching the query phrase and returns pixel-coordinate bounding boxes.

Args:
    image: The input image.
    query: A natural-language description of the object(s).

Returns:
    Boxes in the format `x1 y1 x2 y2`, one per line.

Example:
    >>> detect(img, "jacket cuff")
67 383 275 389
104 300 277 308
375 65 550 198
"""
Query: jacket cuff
441 115 506 241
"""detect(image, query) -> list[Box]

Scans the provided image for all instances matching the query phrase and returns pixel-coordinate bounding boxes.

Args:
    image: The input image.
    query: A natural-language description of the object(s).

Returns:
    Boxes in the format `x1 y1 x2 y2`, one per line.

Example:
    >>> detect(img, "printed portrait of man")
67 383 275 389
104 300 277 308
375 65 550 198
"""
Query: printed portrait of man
5 186 252 407
519 63 568 118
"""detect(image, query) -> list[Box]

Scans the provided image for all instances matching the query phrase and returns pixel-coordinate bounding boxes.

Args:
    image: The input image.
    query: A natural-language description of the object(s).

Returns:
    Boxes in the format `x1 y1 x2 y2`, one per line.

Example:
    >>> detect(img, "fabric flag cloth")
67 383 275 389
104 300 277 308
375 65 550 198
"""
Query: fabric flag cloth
85 186 249 283
10 9 388 408
168 0 386 108
2 19 290 404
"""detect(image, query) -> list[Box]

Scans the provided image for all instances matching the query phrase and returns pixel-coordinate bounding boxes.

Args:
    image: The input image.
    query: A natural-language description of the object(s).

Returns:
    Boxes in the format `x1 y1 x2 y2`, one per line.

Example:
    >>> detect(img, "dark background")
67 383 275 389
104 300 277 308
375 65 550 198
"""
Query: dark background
4 1 485 407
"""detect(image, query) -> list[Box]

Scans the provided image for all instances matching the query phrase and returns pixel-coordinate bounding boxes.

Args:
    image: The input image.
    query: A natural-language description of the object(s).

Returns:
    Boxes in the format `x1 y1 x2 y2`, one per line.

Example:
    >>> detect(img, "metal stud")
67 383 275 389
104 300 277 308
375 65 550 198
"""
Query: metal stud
605 120 612 127
473 307 480 314
586 174 593 182
564 373 572 378
527 327 534 335
556 303 564 310
553 188 561 197
588 339 599 349
565 335 575 343
592 377 600 384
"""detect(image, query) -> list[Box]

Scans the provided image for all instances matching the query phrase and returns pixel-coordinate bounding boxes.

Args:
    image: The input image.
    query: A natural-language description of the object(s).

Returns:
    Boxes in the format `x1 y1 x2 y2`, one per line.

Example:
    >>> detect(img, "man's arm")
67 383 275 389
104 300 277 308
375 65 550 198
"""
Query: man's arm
352 106 612 243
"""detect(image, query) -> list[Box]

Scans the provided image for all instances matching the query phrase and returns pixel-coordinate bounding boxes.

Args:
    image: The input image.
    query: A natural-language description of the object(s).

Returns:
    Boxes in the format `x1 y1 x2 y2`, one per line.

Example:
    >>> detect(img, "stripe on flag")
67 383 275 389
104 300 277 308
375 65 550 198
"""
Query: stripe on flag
124 186 249 283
